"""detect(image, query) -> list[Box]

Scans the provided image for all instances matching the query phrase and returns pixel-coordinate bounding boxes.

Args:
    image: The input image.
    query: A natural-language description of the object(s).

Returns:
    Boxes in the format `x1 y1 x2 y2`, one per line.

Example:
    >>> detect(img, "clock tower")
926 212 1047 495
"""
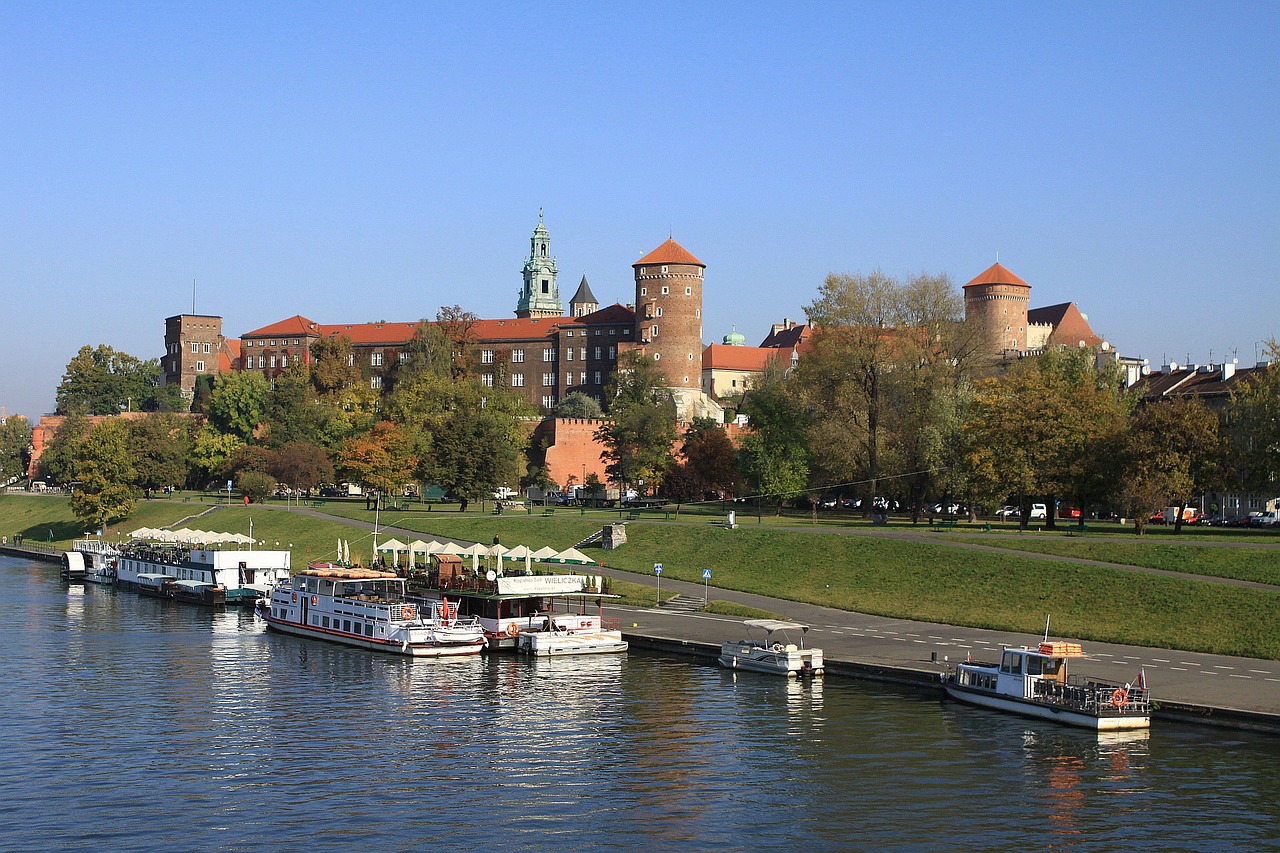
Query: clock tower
515 211 563 319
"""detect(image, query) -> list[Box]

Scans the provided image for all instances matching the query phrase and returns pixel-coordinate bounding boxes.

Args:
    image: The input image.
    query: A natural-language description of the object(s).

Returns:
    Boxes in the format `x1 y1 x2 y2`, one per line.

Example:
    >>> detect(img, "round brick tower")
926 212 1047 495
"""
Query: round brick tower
963 262 1031 357
633 238 704 390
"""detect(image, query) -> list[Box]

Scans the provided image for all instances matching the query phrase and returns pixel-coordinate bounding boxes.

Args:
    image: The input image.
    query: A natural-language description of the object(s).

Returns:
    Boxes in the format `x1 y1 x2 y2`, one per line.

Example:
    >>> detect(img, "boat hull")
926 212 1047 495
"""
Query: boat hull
944 684 1150 731
718 642 824 677
263 615 485 658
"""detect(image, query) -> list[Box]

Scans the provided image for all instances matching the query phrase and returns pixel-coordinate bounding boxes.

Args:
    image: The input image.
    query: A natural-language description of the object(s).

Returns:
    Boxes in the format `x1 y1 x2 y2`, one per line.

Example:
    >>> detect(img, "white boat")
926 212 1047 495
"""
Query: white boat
719 620 824 677
68 539 120 584
944 641 1151 731
409 556 626 656
113 541 291 605
260 564 486 657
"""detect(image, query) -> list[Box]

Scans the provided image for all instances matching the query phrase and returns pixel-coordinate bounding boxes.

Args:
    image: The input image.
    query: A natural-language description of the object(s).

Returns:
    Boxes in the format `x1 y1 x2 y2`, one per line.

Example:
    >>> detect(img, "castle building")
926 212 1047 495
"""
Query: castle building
568 275 598 317
962 262 1104 361
160 314 238 398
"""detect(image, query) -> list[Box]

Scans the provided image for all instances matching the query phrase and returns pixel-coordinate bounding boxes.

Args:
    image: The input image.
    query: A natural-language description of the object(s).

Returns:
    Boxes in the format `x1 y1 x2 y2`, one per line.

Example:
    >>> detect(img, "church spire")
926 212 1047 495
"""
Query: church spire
515 212 563 318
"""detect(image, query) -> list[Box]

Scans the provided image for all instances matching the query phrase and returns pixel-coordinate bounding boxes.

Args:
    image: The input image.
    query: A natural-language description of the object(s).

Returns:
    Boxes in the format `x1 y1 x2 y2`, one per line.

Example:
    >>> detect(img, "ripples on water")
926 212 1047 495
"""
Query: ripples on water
2 556 1278 852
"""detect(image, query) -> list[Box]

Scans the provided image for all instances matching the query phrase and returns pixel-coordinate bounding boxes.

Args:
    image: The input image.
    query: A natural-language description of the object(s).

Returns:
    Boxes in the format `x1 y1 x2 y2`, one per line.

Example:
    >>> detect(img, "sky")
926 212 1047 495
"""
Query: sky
2 2 1277 420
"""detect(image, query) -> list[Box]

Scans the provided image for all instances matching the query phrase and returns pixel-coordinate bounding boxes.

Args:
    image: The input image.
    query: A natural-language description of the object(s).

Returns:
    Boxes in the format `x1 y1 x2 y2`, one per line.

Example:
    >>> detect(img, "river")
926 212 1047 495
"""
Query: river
2 555 1277 851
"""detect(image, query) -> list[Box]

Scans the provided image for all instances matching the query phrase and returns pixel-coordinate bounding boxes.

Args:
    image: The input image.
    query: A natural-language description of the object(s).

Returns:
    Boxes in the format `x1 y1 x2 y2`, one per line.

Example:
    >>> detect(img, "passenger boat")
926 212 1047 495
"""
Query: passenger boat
67 539 120 584
407 555 626 655
163 579 228 606
260 564 487 657
719 620 824 677
112 541 290 605
943 641 1151 731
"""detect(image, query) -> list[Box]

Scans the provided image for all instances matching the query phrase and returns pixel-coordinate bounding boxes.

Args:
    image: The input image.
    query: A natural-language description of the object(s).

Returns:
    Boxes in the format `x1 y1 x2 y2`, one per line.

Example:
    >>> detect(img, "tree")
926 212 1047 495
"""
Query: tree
963 347 1129 528
56 344 163 415
555 392 604 419
69 418 136 530
668 417 739 502
128 413 192 491
269 442 334 493
0 416 32 483
595 352 677 494
737 364 811 514
37 412 90 485
189 425 246 487
310 335 362 396
206 370 270 440
389 321 452 390
1226 339 1280 499
338 421 416 496
436 305 480 380
1118 399 1224 533
238 471 275 503
798 270 968 514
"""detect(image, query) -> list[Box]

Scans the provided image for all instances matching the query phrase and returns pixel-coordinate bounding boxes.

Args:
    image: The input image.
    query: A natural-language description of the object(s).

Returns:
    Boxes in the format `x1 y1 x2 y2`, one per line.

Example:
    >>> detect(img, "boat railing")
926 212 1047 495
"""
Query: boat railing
601 617 621 631
73 539 121 555
1031 675 1151 714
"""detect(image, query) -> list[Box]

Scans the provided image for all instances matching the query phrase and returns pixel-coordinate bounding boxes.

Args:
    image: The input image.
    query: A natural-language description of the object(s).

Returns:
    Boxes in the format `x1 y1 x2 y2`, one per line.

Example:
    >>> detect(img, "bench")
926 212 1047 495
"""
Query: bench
542 508 555 516
311 500 326 507
932 518 957 531
627 511 640 521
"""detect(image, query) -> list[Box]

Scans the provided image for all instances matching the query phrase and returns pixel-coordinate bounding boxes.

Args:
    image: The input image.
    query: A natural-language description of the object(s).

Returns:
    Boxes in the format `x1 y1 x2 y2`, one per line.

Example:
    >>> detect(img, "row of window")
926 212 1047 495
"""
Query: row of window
480 371 604 388
563 327 627 337
639 286 695 297
481 346 618 364
246 338 303 347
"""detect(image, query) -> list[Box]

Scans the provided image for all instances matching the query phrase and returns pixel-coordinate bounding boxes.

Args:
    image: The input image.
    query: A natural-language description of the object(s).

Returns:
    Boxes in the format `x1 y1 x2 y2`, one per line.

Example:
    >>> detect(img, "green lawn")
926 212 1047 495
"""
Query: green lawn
943 535 1280 586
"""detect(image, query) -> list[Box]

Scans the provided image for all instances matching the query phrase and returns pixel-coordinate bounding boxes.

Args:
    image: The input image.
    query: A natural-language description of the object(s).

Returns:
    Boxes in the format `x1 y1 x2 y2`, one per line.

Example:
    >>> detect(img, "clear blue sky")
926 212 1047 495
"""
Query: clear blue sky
2 2 1277 420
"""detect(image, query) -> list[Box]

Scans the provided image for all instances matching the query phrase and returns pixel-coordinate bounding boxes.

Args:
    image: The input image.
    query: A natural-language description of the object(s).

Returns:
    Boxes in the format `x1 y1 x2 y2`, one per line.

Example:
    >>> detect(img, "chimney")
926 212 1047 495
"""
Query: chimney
1222 362 1236 381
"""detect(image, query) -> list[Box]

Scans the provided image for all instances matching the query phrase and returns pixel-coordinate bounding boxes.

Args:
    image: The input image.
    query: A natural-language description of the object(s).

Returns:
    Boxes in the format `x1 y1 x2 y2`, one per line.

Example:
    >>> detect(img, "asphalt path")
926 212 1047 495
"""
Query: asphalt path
258 504 1280 718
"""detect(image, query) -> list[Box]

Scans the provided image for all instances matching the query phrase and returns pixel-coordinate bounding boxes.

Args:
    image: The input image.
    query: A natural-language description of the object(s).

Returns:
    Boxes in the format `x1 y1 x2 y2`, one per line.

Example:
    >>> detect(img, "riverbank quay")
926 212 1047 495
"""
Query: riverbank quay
0 542 61 563
602 567 1280 736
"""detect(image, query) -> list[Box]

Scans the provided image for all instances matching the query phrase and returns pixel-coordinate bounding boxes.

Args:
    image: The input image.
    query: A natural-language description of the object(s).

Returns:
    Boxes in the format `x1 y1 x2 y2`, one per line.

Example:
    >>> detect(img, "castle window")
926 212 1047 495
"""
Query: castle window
579 347 586 360
661 286 669 295
594 371 602 385
685 287 691 295
656 307 663 317
481 350 494 364
371 352 383 367
651 325 659 338
195 360 205 372
609 329 616 336
270 355 277 368
640 287 647 296
608 346 616 358
542 395 555 409
654 353 660 361
541 279 549 293
543 348 555 362
370 376 382 390
594 329 601 335
258 356 265 369
347 354 355 366
482 373 494 387
281 355 288 368
293 339 299 345
203 342 211 354
696 309 701 319
543 373 554 386
510 373 524 387
662 266 668 274
624 329 631 335
688 353 694 360
512 349 525 363
191 342 199 353
594 347 602 360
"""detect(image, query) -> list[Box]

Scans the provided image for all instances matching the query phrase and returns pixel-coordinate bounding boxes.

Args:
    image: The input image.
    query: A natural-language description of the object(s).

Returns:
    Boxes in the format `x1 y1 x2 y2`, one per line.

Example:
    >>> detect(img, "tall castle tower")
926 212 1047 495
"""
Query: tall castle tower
516 212 563 319
963 262 1031 357
633 238 705 391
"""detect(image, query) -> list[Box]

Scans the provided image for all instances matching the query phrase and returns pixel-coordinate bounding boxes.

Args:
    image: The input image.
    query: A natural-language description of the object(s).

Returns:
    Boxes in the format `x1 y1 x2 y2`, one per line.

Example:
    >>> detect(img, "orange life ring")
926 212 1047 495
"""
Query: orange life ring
291 592 297 603
311 595 318 606
507 622 520 636
1111 688 1127 709
402 605 415 620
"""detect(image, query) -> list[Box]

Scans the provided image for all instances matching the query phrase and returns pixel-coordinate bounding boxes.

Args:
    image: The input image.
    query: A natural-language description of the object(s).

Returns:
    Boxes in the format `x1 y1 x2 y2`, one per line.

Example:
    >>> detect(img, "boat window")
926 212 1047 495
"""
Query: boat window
365 623 373 637
322 617 330 628
1001 651 1022 674
1042 658 1063 677
1026 656 1043 676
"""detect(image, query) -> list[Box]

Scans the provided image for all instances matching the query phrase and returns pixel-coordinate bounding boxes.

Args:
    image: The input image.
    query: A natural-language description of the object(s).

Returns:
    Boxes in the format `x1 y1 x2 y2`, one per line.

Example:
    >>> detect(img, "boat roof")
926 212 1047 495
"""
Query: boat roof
137 573 176 580
172 579 217 590
744 619 809 633
301 565 399 580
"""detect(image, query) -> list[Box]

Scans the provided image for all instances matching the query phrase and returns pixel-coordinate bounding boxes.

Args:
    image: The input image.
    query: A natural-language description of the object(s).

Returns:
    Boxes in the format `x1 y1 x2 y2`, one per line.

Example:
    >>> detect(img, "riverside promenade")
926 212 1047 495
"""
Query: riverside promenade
13 514 1278 735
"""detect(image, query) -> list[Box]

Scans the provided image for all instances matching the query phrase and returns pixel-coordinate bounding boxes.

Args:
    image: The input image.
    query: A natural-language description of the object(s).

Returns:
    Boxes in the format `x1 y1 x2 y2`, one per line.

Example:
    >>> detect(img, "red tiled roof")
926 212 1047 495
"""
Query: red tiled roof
470 316 563 342
319 321 424 345
963 262 1029 288
1028 302 1102 348
242 315 321 337
702 344 780 372
219 340 241 372
634 238 704 267
567 303 635 326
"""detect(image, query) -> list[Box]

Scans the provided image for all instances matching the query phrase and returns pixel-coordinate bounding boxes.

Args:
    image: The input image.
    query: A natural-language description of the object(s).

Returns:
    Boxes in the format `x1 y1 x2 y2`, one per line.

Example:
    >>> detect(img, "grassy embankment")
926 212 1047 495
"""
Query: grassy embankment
4 494 1279 658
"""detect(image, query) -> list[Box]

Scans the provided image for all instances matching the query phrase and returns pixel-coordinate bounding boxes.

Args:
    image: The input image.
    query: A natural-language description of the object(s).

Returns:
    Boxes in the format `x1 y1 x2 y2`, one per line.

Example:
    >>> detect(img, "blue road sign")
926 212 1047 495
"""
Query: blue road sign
654 563 663 575
702 568 712 580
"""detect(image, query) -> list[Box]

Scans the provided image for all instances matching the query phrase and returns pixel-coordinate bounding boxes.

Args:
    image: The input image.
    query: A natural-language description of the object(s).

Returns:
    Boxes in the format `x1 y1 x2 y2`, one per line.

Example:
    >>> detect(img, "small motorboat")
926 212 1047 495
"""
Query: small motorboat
719 619 824 677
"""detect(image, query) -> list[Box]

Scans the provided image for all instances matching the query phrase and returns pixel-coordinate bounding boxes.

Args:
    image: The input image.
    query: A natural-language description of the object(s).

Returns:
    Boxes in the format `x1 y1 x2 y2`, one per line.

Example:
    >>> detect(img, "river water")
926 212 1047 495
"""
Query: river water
2 555 1278 852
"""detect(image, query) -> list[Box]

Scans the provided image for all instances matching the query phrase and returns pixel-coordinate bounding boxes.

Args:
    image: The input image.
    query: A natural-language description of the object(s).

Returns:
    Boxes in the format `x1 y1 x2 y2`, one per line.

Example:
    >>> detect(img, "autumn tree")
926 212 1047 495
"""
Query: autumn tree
436 305 480 380
555 392 604 419
37 412 90 485
310 335 362 396
798 270 970 514
269 442 334 494
338 421 416 497
1117 398 1224 534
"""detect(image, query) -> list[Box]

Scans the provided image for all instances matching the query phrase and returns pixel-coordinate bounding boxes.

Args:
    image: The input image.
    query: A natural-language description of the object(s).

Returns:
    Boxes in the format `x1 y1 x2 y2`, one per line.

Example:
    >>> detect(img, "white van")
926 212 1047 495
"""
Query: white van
1029 503 1047 520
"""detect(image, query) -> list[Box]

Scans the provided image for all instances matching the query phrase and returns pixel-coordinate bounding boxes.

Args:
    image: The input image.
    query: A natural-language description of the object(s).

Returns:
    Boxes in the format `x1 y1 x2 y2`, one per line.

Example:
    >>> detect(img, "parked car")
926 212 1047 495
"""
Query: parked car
1251 511 1280 527
995 505 1019 519
1029 503 1047 520
1058 506 1082 519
